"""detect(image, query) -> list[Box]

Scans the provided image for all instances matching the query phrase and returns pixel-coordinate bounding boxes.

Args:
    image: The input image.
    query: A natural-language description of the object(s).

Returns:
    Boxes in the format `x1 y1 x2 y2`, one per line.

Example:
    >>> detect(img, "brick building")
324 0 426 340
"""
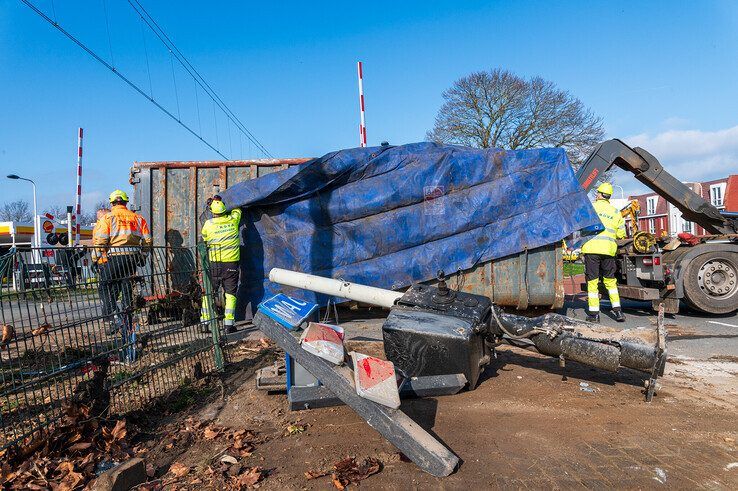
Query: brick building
627 175 738 237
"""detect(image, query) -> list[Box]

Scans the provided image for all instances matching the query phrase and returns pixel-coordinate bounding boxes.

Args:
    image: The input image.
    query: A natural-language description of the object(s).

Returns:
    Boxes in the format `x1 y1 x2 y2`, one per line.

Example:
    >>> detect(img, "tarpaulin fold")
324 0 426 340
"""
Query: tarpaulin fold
217 142 600 313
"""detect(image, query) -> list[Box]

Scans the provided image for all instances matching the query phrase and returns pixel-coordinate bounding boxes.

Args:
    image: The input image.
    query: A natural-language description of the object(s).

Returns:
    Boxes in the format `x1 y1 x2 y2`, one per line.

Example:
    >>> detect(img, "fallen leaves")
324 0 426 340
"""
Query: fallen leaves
168 462 190 478
306 456 382 489
31 323 50 336
234 466 264 488
204 426 222 440
0 402 133 490
1 324 15 347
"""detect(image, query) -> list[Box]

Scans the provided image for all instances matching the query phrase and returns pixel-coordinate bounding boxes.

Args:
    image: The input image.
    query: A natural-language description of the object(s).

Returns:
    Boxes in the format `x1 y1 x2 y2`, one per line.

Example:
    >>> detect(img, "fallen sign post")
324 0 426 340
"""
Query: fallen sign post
253 310 460 477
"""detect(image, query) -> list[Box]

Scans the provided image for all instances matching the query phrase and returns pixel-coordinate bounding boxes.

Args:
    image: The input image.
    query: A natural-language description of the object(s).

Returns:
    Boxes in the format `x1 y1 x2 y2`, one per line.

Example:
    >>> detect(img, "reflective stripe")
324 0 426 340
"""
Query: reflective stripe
588 306 600 312
607 289 619 295
587 292 599 298
588 236 617 243
611 302 621 308
209 244 240 250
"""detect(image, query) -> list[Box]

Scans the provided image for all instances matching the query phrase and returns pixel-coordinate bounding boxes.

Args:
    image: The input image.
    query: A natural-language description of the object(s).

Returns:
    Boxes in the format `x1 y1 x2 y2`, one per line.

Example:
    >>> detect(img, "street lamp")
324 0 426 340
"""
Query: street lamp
613 184 626 200
6 174 40 250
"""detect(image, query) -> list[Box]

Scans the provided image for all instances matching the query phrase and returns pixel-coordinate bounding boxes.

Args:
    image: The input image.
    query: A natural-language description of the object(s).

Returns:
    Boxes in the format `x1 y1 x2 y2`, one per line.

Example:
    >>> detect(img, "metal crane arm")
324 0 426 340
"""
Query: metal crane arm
576 139 737 235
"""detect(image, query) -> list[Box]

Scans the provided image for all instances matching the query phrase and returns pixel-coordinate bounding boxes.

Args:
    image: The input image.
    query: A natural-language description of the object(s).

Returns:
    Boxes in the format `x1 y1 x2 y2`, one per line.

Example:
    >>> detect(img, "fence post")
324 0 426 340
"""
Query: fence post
198 243 224 371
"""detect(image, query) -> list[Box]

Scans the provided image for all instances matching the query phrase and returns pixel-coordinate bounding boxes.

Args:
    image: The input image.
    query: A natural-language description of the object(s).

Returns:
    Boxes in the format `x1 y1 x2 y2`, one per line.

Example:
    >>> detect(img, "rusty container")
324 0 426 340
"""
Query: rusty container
130 159 310 249
131 160 563 310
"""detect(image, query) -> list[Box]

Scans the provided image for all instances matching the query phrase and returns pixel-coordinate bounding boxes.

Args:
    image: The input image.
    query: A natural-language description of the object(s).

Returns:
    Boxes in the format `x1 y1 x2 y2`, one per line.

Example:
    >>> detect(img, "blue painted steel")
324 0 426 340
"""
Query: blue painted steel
258 293 318 330
221 142 600 310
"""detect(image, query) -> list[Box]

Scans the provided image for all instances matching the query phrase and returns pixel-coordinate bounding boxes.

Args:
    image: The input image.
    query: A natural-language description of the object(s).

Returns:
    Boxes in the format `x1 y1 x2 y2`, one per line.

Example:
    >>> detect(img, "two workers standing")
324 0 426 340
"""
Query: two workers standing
92 190 242 336
581 183 627 323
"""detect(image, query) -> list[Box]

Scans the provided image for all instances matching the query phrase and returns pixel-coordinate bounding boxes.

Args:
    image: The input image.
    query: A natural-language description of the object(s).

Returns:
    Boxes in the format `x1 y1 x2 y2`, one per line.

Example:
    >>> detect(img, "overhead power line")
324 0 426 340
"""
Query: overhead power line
126 0 273 158
20 0 272 159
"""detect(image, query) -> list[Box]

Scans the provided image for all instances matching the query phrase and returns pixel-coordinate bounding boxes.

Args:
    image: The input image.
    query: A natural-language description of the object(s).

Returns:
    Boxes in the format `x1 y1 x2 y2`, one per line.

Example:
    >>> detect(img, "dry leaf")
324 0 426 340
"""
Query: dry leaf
259 338 270 348
285 424 306 436
55 461 75 474
58 470 83 491
331 474 346 490
236 467 263 487
31 323 50 336
304 469 330 480
331 456 381 488
203 426 222 440
68 442 93 453
110 420 126 441
1 324 15 346
169 462 190 478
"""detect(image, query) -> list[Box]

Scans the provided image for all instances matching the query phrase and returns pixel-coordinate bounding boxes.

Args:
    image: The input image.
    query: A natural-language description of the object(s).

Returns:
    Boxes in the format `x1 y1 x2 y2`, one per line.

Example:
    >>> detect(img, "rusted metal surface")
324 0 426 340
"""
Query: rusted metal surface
131 159 310 250
428 244 564 310
132 159 310 169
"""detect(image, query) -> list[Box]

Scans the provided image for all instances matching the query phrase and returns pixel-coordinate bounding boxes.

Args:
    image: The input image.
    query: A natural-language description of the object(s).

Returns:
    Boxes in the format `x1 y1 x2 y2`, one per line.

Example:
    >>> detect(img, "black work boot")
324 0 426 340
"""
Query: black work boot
586 312 600 323
612 308 626 322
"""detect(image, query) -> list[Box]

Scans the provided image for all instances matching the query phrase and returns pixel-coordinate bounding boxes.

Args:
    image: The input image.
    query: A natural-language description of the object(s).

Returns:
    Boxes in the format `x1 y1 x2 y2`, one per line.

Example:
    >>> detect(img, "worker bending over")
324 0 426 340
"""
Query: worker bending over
581 183 626 323
201 196 242 333
92 190 152 335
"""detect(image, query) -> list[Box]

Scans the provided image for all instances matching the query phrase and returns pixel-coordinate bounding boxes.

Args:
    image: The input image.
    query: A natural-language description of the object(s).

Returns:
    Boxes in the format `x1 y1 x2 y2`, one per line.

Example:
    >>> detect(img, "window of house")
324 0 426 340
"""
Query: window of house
649 218 655 234
710 183 726 207
682 220 693 233
646 196 657 215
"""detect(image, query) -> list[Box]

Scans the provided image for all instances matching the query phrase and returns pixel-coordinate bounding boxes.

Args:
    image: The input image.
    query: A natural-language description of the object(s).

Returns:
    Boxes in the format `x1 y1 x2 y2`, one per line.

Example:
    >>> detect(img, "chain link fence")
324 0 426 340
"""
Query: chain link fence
0 244 226 450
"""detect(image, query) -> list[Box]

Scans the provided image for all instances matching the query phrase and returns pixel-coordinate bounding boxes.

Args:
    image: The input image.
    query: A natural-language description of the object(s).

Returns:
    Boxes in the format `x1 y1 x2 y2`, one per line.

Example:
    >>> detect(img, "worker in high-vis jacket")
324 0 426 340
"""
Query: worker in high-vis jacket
92 190 152 335
581 182 627 323
201 196 242 333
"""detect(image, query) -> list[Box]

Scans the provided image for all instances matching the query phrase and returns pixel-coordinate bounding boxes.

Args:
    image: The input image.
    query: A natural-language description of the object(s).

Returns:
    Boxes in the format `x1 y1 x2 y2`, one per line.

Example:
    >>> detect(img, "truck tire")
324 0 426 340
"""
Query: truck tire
682 251 738 315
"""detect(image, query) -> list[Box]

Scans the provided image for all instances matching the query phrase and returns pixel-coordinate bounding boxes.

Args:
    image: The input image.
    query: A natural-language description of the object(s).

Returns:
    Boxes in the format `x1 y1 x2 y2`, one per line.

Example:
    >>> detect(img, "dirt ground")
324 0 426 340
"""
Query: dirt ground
134 325 738 490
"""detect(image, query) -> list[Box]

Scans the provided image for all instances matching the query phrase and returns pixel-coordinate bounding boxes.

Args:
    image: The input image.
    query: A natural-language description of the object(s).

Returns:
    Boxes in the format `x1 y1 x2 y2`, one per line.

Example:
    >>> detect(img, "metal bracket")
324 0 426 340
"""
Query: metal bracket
645 305 667 402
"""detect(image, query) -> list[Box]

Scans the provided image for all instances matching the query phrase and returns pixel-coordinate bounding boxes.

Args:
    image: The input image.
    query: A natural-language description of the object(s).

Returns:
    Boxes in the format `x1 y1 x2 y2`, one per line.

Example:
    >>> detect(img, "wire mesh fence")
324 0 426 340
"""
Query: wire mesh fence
0 245 226 450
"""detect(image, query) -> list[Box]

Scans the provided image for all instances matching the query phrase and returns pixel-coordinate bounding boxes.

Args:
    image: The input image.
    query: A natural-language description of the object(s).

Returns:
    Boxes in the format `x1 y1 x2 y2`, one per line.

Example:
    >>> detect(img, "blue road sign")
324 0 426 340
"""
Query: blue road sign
258 293 318 330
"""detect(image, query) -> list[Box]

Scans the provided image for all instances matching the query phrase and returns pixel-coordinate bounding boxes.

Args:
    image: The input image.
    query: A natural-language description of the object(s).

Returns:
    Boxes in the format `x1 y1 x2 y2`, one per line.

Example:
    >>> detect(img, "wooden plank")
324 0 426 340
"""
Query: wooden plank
253 311 459 477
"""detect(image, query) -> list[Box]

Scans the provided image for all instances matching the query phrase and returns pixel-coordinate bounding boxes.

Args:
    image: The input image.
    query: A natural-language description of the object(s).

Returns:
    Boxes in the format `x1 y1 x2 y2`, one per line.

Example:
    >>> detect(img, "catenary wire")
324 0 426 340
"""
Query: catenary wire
19 0 230 160
126 0 273 158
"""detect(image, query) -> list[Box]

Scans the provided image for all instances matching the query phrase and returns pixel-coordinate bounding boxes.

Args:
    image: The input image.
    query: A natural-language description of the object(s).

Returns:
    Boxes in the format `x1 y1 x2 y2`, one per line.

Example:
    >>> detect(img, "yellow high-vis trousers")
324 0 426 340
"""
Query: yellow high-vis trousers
201 292 238 327
586 277 621 312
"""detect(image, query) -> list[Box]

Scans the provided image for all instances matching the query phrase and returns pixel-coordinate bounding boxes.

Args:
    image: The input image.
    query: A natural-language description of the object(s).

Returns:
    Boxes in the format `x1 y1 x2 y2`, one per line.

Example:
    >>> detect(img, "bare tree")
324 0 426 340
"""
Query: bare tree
43 205 69 220
427 68 605 166
0 200 32 222
81 200 110 226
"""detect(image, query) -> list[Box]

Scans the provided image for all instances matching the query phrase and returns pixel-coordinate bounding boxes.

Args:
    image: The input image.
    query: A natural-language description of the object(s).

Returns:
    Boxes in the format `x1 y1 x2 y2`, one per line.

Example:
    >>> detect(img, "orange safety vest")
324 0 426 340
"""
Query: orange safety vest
92 205 152 263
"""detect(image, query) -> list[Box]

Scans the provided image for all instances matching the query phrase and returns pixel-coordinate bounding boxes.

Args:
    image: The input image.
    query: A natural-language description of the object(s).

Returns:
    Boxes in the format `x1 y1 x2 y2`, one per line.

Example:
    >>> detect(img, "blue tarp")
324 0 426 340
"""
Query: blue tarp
218 142 600 314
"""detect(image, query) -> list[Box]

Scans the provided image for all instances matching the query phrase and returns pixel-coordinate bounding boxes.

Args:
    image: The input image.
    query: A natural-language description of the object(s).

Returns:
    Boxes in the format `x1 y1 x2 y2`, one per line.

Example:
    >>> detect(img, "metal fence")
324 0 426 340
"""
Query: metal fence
0 245 226 450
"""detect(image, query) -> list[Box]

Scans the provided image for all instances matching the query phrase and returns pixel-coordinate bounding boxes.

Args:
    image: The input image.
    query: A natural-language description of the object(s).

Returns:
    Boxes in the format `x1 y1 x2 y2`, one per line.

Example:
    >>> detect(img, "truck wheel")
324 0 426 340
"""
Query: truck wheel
682 252 738 314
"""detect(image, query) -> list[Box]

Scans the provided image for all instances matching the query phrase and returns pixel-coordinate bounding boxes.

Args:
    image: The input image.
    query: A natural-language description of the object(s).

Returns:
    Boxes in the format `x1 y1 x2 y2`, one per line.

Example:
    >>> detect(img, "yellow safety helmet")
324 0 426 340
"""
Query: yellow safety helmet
596 182 614 197
210 200 227 215
109 189 129 203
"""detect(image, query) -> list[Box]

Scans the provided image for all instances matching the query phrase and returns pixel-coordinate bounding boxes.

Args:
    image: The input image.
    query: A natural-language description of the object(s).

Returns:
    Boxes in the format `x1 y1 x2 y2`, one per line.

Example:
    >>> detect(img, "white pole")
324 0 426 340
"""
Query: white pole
357 61 367 147
269 268 402 308
75 128 83 245
30 181 39 246
67 207 74 246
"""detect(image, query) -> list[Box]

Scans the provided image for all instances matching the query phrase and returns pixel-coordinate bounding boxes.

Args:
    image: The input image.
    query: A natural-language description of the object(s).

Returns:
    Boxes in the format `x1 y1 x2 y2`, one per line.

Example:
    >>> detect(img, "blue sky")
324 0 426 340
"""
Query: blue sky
2 0 738 211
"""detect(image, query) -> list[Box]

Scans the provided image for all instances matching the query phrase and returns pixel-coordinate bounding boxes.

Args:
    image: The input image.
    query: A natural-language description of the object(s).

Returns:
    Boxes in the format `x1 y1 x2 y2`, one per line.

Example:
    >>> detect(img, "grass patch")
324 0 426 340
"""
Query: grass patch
563 262 584 277
167 383 215 413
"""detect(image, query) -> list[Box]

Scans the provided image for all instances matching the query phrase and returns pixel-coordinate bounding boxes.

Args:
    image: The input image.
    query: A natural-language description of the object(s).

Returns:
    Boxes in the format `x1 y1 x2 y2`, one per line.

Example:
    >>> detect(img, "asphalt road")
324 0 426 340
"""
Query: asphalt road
561 297 738 361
